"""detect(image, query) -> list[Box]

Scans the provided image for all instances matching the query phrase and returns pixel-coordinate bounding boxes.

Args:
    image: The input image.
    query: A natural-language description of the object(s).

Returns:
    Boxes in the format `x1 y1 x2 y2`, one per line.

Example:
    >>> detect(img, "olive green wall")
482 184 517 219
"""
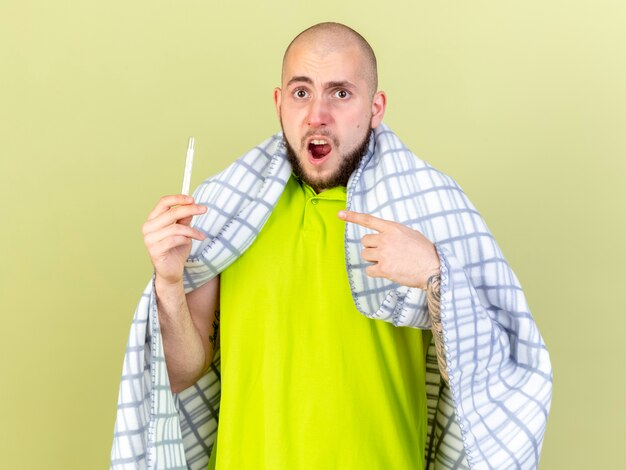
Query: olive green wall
1 0 624 468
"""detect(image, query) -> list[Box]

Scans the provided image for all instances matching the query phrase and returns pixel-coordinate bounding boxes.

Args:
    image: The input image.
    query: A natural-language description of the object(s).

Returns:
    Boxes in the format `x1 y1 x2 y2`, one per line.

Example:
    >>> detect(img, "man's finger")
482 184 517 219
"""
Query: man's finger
365 264 383 279
145 223 206 246
147 194 195 221
338 210 393 232
361 248 379 262
146 204 207 232
143 204 206 235
361 233 379 248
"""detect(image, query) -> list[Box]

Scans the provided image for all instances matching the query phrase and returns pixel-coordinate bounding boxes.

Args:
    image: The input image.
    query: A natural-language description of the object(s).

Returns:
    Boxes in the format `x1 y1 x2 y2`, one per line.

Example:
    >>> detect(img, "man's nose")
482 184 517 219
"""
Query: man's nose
306 97 331 127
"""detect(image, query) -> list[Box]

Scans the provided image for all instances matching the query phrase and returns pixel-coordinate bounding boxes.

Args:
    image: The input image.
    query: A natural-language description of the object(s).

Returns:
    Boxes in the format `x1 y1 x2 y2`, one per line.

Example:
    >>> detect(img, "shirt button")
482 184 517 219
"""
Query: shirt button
311 199 319 205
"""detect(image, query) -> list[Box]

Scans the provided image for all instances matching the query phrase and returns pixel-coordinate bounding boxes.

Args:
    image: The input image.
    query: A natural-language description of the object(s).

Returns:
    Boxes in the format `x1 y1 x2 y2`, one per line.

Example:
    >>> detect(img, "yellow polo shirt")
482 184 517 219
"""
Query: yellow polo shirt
210 176 426 469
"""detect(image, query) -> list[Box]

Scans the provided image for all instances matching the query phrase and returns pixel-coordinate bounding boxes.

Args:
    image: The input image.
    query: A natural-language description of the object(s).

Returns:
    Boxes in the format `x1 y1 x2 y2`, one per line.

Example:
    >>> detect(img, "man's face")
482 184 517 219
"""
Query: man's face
274 42 386 192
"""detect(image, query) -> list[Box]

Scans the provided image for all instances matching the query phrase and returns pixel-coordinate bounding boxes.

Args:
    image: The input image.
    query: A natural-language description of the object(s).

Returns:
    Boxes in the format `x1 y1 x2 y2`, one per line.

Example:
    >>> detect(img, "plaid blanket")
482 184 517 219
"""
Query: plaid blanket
111 124 552 469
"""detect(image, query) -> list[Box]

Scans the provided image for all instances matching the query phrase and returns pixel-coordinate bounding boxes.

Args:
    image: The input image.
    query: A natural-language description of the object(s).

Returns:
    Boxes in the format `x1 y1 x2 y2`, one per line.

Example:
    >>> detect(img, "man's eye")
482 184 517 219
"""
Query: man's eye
294 89 308 99
334 89 350 99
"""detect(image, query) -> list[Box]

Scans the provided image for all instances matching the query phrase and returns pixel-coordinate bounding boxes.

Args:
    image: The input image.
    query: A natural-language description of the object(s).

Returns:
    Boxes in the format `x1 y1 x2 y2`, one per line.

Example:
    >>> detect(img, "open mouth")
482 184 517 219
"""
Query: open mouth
308 139 332 160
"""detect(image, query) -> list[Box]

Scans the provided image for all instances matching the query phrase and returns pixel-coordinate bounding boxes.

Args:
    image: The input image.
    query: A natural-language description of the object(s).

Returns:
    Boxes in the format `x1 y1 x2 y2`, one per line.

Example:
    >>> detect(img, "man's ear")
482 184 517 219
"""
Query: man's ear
370 91 387 128
273 88 282 118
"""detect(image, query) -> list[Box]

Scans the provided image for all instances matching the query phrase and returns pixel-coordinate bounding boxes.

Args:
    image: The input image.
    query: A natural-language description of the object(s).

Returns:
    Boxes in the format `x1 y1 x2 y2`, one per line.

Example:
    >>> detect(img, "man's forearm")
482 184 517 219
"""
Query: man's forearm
155 276 212 393
426 273 449 384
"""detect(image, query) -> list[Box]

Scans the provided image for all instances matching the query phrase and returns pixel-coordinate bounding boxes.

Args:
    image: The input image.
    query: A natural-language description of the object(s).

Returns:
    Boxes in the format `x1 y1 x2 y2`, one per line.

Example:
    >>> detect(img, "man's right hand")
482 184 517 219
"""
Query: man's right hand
142 194 207 285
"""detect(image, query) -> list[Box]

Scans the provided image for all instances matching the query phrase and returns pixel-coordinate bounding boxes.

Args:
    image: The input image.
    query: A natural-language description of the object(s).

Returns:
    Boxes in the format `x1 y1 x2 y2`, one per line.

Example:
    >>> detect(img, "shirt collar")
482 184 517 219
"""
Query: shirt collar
298 178 347 202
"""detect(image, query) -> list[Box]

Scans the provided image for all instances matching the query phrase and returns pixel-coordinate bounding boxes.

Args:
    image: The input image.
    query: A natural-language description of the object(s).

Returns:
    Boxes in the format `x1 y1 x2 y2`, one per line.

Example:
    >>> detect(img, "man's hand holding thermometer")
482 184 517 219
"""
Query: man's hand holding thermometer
141 138 219 394
142 137 207 286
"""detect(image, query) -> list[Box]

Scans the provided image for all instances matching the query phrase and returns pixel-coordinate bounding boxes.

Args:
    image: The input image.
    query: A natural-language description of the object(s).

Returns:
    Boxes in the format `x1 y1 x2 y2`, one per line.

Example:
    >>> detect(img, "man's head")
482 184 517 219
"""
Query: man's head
274 22 386 193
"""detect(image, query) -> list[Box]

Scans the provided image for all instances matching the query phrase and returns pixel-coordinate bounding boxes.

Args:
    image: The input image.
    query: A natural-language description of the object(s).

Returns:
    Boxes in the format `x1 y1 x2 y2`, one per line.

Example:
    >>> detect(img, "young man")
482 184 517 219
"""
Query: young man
112 23 552 470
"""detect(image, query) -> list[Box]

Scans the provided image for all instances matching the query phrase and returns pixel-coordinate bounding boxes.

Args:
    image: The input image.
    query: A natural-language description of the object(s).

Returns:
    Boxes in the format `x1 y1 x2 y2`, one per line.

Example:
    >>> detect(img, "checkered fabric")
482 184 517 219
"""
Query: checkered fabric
111 124 552 469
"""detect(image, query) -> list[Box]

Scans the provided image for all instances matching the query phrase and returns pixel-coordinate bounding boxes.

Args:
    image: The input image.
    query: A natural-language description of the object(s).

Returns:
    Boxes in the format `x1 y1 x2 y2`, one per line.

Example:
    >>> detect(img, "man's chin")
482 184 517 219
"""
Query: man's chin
299 168 337 192
284 131 371 193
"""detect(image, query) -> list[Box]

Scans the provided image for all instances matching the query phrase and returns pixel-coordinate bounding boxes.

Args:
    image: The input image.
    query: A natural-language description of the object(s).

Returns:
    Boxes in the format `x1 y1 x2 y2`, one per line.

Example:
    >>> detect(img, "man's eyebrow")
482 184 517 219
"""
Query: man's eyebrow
285 77 357 90
286 76 314 87
326 80 356 90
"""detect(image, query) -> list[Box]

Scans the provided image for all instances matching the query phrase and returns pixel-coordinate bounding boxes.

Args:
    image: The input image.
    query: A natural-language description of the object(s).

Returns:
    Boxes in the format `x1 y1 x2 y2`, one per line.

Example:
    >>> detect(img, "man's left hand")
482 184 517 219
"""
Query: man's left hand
339 210 440 290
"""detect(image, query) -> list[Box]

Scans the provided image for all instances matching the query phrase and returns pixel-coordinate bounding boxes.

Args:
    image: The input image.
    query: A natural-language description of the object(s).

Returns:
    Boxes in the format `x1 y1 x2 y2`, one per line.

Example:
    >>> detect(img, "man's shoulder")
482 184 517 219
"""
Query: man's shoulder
233 131 285 166
370 124 461 192
200 131 286 184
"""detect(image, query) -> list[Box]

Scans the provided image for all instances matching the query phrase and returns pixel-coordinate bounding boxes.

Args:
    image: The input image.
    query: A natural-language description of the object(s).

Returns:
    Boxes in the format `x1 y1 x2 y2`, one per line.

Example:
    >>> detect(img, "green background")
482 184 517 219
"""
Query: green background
1 0 624 468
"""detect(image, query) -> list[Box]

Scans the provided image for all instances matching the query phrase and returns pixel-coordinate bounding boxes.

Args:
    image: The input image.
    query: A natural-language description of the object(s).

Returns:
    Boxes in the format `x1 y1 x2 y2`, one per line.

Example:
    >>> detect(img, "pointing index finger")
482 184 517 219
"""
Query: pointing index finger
338 210 391 232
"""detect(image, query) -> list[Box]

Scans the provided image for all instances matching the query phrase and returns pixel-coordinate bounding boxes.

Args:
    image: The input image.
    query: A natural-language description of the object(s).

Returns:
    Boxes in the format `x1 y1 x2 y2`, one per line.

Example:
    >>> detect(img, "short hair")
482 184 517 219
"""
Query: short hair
282 22 378 96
